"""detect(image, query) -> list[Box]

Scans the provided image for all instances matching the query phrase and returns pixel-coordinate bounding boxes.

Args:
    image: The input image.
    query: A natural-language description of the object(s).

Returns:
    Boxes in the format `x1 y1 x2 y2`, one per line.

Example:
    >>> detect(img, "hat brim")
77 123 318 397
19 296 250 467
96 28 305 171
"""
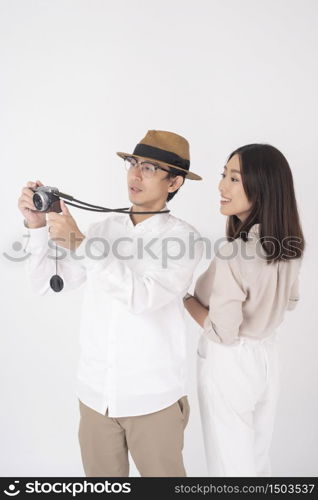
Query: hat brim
116 152 202 180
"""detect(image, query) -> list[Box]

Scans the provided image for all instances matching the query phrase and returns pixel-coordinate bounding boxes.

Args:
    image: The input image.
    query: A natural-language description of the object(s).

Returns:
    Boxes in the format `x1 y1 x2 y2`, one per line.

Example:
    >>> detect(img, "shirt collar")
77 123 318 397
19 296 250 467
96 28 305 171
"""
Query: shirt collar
248 223 260 237
125 205 170 232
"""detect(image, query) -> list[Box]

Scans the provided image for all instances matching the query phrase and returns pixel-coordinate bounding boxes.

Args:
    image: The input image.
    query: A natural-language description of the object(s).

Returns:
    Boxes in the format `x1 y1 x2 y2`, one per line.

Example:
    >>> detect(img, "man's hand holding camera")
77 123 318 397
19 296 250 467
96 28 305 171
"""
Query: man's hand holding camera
18 180 47 229
47 200 85 251
18 180 85 251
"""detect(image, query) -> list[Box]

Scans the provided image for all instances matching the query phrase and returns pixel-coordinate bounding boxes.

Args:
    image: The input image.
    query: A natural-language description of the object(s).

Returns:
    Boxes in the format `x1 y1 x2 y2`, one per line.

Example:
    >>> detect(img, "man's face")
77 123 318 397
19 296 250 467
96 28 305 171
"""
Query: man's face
126 157 180 208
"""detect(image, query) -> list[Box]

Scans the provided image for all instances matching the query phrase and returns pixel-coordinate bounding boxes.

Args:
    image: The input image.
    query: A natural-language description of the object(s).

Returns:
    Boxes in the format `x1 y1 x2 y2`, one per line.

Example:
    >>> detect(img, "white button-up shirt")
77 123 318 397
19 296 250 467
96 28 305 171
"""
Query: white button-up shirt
24 208 203 417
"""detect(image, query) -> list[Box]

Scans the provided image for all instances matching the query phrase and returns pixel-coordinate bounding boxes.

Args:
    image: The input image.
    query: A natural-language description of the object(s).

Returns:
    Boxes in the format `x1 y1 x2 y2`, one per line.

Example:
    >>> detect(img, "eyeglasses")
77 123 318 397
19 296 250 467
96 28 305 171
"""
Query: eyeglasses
123 156 171 179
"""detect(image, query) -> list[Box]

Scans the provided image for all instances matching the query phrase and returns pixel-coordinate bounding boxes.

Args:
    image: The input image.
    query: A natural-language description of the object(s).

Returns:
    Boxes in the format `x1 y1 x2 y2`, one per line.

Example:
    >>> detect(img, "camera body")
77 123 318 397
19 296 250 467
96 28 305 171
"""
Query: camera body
32 186 62 213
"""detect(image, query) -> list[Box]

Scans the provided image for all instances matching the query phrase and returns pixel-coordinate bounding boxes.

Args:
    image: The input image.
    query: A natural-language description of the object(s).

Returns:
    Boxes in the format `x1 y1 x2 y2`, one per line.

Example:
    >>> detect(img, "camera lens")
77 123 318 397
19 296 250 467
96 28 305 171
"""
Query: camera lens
33 192 45 211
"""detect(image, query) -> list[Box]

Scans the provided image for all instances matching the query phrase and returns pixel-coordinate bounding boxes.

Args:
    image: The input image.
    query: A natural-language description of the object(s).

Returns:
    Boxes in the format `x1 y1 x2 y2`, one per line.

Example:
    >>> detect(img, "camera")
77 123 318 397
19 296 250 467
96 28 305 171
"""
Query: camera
32 186 62 213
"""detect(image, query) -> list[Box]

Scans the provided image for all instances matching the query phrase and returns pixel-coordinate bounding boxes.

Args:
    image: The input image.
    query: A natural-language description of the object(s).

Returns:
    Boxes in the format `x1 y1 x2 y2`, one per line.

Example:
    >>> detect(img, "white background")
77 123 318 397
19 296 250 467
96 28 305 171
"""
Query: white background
1 0 317 476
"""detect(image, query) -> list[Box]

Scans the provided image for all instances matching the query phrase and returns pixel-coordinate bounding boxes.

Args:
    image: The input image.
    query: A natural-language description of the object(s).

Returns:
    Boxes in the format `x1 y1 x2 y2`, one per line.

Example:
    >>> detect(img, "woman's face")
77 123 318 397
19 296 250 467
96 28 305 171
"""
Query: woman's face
218 154 252 222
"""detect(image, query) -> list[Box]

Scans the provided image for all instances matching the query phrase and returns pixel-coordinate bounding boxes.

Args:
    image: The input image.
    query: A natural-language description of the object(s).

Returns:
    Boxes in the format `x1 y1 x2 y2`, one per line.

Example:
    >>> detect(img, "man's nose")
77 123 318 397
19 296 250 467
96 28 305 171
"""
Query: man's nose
132 164 143 180
130 163 142 179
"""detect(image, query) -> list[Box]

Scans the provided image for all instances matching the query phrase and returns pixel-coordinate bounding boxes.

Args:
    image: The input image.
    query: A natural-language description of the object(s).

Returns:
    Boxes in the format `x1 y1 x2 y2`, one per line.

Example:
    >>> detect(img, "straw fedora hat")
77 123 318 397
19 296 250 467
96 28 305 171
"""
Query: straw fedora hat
117 130 202 180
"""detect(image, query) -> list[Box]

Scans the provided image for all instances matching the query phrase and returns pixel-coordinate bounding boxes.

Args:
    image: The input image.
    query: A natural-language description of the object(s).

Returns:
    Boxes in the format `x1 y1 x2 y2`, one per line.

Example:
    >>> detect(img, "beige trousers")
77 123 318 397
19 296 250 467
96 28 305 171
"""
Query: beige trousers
78 397 190 477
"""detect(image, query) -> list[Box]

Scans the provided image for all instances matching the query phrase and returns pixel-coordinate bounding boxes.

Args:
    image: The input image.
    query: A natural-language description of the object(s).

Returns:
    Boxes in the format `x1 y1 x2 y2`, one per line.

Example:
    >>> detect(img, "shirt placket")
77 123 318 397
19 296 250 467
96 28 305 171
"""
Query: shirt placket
106 309 116 415
105 236 134 416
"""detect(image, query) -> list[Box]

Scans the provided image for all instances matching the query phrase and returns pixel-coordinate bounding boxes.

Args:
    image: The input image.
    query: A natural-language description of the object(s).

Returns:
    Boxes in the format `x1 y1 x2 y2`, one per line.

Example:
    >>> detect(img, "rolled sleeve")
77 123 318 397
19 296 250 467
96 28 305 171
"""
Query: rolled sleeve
287 276 300 311
204 252 247 344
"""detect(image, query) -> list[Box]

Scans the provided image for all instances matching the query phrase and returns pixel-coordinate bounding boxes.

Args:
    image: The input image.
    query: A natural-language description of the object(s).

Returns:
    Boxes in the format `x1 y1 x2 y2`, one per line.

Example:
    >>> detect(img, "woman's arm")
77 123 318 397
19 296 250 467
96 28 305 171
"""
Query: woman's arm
183 295 209 328
191 244 247 344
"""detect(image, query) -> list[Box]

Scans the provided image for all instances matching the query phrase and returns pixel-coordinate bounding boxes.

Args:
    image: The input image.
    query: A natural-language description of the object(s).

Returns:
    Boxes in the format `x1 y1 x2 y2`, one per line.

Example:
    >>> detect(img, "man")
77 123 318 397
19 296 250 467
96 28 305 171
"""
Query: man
18 130 203 477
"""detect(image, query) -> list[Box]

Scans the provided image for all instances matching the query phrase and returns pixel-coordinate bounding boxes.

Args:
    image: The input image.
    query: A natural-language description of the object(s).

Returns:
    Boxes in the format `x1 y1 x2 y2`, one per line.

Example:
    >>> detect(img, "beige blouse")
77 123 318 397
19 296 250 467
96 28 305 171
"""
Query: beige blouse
194 223 302 344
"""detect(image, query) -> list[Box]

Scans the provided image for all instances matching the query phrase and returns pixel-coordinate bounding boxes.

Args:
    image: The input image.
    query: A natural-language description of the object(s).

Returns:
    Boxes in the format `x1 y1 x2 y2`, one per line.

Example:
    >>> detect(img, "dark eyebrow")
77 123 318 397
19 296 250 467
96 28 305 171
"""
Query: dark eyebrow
224 165 241 175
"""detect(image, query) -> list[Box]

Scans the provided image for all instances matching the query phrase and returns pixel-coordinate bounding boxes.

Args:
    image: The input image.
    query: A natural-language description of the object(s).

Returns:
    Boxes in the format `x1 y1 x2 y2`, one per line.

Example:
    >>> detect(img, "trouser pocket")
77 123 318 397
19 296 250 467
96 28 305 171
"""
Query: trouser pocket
197 333 209 359
177 396 190 428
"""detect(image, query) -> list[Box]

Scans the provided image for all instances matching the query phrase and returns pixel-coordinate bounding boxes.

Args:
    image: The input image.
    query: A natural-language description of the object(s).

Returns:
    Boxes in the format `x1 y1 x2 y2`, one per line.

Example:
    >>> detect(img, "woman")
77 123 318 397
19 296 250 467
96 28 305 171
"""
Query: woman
184 144 304 477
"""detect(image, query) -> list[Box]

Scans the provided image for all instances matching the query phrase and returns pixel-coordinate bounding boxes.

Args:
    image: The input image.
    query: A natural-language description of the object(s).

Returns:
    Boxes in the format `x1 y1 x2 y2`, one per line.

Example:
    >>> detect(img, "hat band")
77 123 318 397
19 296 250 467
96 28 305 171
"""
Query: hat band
133 144 190 171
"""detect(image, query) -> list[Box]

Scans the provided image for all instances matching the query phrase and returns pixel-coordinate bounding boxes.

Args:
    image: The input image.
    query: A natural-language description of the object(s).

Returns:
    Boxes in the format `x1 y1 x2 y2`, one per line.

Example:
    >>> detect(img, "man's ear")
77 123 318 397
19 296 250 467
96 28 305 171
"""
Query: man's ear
167 175 185 194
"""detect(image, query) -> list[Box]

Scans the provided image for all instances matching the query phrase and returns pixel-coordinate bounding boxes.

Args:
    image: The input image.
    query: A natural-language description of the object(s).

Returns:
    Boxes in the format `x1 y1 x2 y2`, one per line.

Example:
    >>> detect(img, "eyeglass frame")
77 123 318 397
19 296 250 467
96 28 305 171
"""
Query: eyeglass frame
123 155 172 177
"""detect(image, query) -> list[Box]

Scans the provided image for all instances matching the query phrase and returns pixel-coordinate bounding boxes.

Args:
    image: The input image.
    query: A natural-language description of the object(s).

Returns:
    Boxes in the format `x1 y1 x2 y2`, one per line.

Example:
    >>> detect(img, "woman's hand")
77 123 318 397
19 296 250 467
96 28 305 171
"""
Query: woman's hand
183 294 209 328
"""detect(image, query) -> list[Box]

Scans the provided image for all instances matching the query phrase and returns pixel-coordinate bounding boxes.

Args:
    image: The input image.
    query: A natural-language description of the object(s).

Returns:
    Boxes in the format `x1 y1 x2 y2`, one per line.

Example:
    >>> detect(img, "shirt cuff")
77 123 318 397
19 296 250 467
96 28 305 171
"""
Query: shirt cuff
287 297 300 311
203 316 240 345
24 225 49 253
203 315 222 344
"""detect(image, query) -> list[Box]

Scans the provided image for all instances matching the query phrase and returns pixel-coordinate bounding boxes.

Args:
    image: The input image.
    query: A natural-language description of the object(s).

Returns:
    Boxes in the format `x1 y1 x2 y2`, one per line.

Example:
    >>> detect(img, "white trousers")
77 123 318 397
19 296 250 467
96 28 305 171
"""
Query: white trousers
197 332 280 477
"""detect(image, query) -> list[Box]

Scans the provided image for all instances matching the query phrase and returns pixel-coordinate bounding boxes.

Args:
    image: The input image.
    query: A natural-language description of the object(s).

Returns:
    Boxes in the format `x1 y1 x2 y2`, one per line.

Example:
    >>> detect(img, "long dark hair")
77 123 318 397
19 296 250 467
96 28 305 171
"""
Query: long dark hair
226 144 305 263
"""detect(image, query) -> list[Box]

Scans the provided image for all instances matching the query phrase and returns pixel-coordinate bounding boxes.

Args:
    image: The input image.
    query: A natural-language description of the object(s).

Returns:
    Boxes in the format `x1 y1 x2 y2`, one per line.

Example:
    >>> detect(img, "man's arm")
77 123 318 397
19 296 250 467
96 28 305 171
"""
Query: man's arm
75 226 204 314
24 225 87 295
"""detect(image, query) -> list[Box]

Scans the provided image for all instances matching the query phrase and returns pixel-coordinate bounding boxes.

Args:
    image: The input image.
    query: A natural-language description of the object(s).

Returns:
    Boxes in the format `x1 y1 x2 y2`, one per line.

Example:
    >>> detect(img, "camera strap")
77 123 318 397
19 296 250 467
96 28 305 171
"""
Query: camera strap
33 187 171 292
50 243 64 292
59 191 170 215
